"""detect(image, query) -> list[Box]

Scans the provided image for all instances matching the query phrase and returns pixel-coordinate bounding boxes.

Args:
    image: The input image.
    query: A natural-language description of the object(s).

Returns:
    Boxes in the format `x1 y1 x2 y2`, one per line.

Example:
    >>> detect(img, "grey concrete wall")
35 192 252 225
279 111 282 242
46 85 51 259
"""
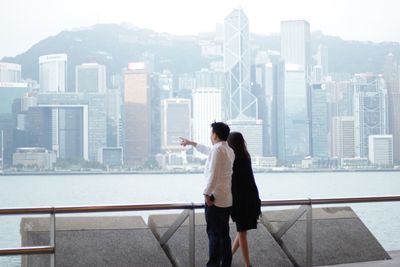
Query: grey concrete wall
20 216 172 267
261 206 391 266
148 213 294 267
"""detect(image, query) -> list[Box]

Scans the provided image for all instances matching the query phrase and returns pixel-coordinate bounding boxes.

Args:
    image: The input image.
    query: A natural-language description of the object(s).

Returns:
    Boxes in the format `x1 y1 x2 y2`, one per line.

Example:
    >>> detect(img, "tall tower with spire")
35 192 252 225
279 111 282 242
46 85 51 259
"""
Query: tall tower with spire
223 8 258 121
223 8 263 157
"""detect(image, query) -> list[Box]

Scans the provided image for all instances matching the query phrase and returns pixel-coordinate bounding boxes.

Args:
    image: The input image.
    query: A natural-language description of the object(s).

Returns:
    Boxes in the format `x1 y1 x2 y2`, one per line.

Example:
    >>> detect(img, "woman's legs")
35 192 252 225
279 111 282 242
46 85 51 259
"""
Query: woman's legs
232 231 251 267
232 233 240 255
238 231 251 267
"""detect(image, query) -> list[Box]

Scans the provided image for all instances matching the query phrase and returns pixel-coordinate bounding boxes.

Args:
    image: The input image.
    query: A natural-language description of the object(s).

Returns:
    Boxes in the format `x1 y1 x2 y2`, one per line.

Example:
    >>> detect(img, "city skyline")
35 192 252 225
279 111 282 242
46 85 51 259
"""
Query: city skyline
0 6 399 170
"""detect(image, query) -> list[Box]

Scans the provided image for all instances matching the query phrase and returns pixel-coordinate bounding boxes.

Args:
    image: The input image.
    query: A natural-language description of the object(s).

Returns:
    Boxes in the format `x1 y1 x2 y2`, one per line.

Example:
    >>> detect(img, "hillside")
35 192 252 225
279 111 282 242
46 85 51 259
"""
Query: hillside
2 24 400 88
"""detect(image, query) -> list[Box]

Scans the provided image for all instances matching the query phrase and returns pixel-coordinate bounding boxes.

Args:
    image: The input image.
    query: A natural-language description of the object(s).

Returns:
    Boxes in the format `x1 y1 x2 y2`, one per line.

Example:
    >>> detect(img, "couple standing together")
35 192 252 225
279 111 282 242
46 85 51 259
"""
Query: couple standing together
181 122 261 267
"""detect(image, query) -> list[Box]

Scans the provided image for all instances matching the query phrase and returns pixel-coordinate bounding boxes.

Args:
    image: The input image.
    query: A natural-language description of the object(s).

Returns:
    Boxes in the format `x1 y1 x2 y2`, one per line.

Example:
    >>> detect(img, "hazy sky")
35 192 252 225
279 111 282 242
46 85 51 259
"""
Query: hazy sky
1 0 399 59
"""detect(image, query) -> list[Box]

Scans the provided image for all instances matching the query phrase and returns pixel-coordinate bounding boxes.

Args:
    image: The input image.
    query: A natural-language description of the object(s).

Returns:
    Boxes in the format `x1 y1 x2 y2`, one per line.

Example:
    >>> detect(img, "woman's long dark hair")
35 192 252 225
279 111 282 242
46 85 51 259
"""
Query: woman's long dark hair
227 132 250 159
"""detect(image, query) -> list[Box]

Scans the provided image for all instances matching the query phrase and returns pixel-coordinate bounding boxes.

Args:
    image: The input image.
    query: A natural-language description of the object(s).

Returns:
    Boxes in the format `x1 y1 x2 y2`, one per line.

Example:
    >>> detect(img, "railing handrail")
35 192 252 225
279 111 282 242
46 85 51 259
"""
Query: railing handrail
0 246 55 256
1 195 400 215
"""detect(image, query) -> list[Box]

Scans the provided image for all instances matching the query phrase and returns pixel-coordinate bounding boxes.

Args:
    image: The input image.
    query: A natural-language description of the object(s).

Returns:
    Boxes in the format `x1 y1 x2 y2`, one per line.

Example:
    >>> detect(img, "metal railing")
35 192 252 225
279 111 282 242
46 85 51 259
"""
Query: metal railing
1 195 400 267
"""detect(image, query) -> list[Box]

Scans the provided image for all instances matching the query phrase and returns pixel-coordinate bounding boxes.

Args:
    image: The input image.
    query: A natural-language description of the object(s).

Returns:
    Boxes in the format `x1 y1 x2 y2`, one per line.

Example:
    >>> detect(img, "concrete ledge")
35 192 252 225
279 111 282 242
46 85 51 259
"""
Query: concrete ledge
20 216 172 267
148 213 294 267
262 207 391 266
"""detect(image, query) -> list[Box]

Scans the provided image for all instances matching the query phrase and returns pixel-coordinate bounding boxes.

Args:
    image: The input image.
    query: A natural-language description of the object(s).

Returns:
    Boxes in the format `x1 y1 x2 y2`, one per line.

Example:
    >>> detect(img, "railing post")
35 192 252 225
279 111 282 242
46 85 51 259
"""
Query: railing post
306 200 312 267
188 203 195 267
50 208 56 267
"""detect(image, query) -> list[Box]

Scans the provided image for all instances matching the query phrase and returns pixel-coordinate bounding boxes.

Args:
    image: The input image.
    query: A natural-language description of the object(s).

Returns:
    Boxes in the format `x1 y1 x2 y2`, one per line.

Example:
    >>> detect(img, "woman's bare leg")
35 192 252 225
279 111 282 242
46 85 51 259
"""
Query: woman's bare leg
232 233 240 255
238 231 251 267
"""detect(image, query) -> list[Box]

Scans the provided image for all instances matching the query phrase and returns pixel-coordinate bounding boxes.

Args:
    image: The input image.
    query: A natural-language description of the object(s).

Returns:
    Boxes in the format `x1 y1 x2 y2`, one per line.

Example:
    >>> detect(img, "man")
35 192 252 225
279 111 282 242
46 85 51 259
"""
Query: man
180 122 235 267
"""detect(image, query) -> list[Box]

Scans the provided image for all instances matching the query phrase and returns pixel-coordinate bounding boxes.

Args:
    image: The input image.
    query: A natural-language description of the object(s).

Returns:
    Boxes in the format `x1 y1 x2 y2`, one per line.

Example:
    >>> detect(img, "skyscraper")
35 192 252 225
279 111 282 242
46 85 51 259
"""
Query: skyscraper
160 98 191 151
195 69 224 90
309 83 328 158
106 89 122 147
284 64 309 162
326 81 354 118
192 88 222 155
263 56 286 162
229 118 264 157
224 8 263 157
315 44 329 77
175 74 195 99
37 93 107 162
76 63 107 93
123 63 151 166
353 74 388 158
383 53 400 164
0 82 29 114
223 8 257 120
280 20 311 80
0 62 21 82
39 54 67 92
331 116 355 159
0 79 29 165
368 135 393 167
149 74 161 156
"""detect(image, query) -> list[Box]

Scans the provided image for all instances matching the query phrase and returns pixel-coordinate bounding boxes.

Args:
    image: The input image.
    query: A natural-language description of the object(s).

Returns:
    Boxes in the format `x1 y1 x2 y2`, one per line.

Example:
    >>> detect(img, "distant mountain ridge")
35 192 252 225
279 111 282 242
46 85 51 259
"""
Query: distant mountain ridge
2 24 400 88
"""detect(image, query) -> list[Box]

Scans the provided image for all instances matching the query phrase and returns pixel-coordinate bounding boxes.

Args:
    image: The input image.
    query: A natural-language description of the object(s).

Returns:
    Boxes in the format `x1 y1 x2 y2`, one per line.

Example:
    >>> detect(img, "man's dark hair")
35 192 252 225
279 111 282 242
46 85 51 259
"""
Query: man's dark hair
210 122 230 141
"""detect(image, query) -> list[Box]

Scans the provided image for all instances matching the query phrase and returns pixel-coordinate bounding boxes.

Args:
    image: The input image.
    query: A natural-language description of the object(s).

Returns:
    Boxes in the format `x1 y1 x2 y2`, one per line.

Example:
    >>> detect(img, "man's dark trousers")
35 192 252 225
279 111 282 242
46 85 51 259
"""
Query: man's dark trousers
205 204 232 267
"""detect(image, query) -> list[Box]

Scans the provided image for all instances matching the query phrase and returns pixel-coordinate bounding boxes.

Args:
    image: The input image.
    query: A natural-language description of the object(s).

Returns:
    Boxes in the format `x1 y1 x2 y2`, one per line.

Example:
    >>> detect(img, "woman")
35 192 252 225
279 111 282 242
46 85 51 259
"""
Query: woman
227 132 261 267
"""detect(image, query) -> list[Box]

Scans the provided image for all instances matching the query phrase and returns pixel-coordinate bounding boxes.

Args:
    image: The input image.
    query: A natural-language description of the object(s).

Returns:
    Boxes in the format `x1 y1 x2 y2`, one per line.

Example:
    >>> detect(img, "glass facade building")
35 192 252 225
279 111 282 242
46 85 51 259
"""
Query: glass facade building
284 64 309 162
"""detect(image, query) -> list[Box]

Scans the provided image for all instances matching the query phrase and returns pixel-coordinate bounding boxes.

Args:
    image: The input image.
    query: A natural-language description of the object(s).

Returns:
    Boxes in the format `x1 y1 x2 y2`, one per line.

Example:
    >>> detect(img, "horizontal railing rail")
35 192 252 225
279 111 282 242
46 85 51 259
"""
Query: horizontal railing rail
1 195 400 267
1 195 400 215
0 246 55 256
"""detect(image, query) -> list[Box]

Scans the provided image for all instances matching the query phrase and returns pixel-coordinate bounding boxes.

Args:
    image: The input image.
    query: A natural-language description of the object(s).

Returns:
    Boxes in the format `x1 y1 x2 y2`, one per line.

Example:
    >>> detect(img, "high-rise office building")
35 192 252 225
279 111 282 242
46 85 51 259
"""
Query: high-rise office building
106 89 121 147
192 88 222 153
368 135 393 167
224 8 262 156
263 56 286 162
195 69 225 89
284 64 309 162
175 74 195 99
353 74 388 158
383 53 400 164
0 82 29 165
37 93 107 162
158 70 174 100
315 44 329 77
25 106 53 151
280 20 311 161
0 62 22 82
326 81 354 118
309 84 328 158
39 54 67 92
311 65 323 83
280 20 311 79
228 118 263 157
178 74 196 91
331 116 355 159
0 82 29 114
223 8 257 120
160 98 191 151
0 62 29 165
150 74 161 156
76 63 106 93
123 62 151 166
326 80 354 155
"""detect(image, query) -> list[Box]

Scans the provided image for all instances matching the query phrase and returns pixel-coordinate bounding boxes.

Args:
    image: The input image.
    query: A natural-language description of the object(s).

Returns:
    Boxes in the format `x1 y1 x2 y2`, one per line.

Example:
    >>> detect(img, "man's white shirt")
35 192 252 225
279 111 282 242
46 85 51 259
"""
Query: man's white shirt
196 141 235 208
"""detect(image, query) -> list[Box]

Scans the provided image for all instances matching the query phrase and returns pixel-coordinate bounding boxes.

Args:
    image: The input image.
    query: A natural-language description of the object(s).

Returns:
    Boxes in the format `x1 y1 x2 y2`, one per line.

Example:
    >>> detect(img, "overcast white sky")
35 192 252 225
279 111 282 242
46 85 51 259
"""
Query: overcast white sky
1 0 399 58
